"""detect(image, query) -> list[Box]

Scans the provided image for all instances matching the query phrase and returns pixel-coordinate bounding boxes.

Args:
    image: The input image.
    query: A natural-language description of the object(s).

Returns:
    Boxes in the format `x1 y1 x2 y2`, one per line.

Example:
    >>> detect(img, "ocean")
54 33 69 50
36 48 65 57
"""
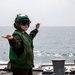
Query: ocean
0 26 75 67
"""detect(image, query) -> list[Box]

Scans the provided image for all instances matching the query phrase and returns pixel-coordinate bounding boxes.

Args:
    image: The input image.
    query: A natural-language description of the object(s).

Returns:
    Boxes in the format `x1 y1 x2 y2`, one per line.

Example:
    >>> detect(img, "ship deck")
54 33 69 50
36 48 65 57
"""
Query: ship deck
0 63 75 75
0 71 75 75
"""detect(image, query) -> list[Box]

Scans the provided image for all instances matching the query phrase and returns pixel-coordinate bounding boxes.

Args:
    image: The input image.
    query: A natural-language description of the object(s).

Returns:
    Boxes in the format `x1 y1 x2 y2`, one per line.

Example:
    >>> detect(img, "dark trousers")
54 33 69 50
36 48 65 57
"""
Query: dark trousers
11 67 32 75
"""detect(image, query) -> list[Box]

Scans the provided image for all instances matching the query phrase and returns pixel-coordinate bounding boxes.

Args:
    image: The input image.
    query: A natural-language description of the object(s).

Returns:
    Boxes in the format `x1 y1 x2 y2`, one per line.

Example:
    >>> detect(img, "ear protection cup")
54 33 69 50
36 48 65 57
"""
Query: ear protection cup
14 23 17 28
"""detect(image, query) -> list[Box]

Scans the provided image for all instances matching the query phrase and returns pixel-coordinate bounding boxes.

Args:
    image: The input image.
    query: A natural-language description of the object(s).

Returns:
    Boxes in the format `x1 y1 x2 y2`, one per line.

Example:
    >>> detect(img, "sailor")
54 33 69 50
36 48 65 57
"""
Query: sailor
2 14 40 75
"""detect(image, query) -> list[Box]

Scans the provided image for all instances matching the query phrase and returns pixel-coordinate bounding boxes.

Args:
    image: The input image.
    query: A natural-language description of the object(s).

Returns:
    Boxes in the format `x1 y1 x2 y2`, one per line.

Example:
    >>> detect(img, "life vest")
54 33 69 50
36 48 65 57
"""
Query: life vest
9 30 34 69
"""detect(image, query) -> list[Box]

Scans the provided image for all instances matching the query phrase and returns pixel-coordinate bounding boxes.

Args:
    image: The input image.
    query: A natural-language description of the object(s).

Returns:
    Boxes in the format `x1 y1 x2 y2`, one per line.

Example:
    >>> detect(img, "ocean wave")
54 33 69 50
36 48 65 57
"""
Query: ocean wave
34 50 75 58
53 54 62 57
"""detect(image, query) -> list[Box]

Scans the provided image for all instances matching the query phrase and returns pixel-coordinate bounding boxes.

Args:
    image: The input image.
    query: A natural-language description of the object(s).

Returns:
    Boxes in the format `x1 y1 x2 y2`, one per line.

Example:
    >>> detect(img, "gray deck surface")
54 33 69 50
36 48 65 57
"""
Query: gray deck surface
0 71 75 75
0 71 42 75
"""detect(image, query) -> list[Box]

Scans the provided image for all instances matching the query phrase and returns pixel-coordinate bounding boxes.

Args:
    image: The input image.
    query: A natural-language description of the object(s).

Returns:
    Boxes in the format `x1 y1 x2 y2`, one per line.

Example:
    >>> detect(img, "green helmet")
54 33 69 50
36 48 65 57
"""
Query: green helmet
14 14 31 28
15 14 31 23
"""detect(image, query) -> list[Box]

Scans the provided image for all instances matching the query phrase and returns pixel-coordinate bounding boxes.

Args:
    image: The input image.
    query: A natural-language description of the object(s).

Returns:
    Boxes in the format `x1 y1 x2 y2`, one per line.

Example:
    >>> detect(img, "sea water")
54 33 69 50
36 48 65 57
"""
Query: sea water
0 26 75 67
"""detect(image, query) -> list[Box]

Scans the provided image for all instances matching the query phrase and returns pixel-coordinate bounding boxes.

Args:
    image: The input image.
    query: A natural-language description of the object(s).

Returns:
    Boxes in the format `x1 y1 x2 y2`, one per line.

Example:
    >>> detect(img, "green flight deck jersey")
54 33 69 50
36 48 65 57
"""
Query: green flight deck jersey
9 29 38 69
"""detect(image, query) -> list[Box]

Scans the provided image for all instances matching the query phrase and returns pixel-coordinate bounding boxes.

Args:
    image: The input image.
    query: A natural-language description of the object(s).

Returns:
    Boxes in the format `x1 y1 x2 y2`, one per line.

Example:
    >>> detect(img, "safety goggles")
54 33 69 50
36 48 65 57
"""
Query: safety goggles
19 19 31 27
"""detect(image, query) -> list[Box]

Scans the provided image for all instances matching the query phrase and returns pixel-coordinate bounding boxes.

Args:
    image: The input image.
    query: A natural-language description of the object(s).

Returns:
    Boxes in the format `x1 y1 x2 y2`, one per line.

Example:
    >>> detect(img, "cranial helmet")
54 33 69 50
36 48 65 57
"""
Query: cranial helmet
15 14 31 23
14 14 31 28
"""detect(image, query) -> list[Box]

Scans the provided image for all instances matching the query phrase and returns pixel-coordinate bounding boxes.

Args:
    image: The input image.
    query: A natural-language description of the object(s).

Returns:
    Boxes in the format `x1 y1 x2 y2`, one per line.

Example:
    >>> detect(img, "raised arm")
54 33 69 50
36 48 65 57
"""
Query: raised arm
29 23 40 40
2 34 22 50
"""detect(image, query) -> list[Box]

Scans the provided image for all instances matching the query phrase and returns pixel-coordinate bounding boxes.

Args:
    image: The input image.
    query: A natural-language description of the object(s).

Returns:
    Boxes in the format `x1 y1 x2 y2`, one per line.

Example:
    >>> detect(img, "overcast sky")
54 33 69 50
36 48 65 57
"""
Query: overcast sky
0 0 75 26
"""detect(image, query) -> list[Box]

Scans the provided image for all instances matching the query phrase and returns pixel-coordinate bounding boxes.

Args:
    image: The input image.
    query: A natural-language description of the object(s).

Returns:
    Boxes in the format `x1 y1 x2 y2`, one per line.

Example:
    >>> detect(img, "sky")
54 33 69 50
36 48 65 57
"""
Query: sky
0 0 75 27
